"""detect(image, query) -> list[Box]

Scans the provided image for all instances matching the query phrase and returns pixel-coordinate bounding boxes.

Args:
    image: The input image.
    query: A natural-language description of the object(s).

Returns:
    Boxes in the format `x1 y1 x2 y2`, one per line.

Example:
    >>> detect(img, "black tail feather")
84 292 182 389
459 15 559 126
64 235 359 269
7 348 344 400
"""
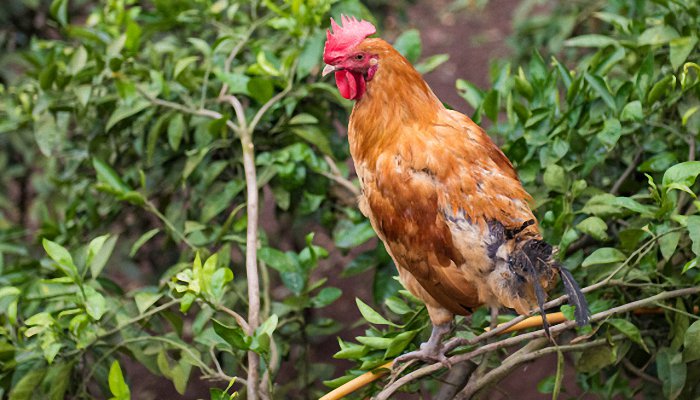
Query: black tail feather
516 243 552 338
558 266 590 326
531 271 551 338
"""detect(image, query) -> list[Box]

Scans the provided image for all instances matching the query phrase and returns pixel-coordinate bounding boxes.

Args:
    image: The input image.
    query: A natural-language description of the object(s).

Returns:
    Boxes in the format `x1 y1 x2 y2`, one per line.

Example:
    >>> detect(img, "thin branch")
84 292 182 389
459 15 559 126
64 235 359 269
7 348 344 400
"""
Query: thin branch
240 129 261 400
455 337 550 399
138 86 224 120
455 335 626 399
611 149 643 195
219 21 266 98
248 81 294 133
622 358 662 386
218 304 251 332
143 200 197 250
373 287 700 400
321 155 360 197
219 94 248 133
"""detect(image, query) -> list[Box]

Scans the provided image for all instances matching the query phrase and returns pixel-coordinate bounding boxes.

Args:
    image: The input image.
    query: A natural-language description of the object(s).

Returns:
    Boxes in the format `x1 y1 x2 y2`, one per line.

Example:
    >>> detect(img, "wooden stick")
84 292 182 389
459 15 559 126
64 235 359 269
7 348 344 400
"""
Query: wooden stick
483 312 566 334
319 361 393 400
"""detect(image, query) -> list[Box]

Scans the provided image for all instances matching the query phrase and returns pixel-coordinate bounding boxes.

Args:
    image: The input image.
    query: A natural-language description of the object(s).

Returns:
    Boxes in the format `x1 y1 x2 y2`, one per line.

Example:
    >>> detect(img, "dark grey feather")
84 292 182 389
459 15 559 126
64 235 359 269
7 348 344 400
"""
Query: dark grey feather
558 266 590 326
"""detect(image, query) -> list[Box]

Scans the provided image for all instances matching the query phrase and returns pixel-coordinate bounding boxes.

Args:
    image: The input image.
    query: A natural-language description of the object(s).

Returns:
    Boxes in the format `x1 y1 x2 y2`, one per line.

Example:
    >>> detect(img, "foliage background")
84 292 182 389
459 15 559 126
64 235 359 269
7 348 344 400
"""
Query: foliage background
0 0 699 399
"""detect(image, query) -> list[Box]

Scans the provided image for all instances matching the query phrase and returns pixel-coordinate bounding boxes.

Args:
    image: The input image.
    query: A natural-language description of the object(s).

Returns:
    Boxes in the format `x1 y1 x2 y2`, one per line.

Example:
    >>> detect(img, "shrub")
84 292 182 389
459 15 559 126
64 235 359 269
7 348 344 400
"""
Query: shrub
0 0 384 398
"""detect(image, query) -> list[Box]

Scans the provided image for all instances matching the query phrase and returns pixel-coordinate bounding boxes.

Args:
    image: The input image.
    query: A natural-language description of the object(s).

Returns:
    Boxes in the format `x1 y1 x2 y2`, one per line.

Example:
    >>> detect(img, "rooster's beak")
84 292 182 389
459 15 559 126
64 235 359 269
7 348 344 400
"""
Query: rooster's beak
322 64 336 77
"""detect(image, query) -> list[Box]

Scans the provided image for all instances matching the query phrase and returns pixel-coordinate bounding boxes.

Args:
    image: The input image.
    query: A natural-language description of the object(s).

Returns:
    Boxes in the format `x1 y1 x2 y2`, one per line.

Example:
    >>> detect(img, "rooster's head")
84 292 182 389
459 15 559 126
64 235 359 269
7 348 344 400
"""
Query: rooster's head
322 15 377 100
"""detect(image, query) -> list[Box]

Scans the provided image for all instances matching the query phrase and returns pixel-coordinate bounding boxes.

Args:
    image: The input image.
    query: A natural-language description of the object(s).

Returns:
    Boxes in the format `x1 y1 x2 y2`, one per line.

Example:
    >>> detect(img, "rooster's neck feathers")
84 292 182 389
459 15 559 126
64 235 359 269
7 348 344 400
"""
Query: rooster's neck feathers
349 39 444 161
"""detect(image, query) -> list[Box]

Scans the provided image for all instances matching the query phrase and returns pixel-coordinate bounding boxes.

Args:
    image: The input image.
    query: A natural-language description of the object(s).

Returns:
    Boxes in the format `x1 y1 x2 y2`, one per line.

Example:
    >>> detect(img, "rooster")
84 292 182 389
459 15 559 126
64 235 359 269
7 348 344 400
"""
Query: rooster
322 16 589 363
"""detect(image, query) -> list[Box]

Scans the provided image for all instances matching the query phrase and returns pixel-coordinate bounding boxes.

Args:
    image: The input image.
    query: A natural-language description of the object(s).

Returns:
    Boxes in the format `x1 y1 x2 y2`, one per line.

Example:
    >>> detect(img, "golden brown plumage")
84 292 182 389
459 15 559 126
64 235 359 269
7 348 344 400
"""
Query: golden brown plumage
323 16 588 361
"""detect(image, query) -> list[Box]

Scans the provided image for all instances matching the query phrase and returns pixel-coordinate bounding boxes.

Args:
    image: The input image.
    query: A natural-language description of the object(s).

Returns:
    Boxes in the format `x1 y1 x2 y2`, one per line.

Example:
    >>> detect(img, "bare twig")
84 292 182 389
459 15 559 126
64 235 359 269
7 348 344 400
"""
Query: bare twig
218 304 251 332
321 155 360 197
611 149 643 195
455 337 550 399
622 358 662 386
249 81 294 132
218 21 266 99
240 130 261 400
219 94 248 132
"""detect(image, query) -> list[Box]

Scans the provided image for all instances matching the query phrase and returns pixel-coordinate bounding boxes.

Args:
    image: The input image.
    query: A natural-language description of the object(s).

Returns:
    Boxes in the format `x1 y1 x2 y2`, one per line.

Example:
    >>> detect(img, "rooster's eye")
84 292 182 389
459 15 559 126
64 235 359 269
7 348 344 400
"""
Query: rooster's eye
355 54 364 60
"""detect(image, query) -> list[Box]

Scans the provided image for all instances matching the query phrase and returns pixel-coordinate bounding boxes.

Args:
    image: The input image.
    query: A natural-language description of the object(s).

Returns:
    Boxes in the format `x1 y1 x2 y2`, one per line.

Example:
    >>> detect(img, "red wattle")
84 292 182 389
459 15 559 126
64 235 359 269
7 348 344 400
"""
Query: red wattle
335 70 365 100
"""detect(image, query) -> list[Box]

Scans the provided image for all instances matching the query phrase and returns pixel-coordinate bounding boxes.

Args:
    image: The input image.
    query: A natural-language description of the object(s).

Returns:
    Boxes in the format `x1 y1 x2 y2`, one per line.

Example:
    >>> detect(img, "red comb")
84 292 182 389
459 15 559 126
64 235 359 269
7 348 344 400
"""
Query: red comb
323 15 376 63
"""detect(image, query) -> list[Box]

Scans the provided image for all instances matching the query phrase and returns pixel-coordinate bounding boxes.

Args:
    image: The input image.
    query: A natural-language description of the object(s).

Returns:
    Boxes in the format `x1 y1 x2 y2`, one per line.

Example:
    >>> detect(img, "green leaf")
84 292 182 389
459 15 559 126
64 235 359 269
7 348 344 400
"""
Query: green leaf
639 152 678 172
173 56 199 78
659 230 681 261
255 51 281 76
167 113 185 151
670 36 698 70
247 78 274 104
606 318 648 352
311 287 342 308
212 319 249 350
647 75 676 105
49 0 68 26
84 285 107 320
129 229 160 257
356 298 395 326
355 335 394 349
596 118 621 149
210 268 233 300
393 29 421 63
683 320 700 362
415 54 449 74
620 101 642 121
93 158 132 194
34 112 64 157
68 46 88 76
258 247 295 273
482 90 499 122
106 100 150 131
582 247 626 267
576 217 609 241
291 127 332 155
333 220 376 249
638 25 680 46
584 72 616 110
46 361 72 400
289 113 318 125
456 79 484 110
108 360 131 400
172 361 190 395
656 347 686 400
385 296 412 315
334 339 367 359
134 291 163 314
564 34 618 48
42 239 79 281
88 234 118 279
662 161 700 188
686 216 700 257
257 314 278 337
682 258 698 274
576 344 616 373
543 164 568 193
8 368 46 400
384 330 419 358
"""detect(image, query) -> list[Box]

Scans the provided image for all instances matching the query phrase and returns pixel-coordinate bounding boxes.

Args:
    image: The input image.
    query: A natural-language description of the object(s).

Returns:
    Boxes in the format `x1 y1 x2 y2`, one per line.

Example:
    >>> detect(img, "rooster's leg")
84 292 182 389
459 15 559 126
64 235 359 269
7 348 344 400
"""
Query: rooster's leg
394 322 452 367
